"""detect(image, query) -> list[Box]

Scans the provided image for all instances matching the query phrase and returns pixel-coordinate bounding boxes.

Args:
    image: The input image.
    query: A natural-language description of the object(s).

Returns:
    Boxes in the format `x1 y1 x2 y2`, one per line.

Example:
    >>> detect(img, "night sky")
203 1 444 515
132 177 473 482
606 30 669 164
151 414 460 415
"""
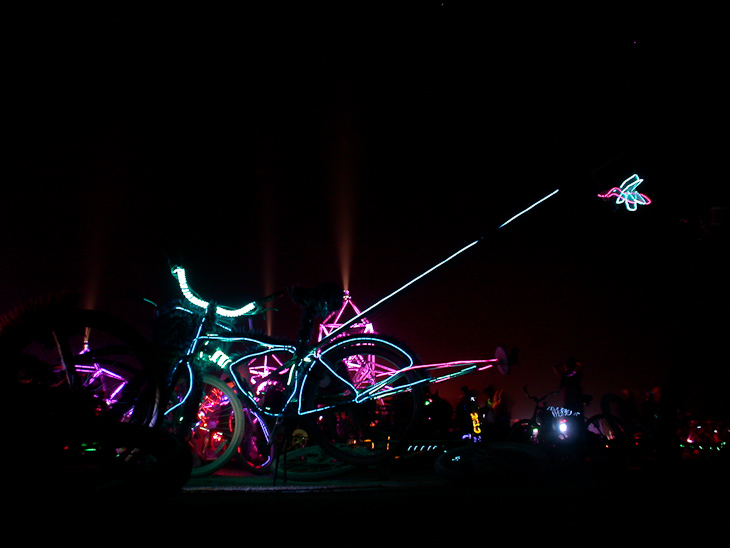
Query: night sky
4 5 727 420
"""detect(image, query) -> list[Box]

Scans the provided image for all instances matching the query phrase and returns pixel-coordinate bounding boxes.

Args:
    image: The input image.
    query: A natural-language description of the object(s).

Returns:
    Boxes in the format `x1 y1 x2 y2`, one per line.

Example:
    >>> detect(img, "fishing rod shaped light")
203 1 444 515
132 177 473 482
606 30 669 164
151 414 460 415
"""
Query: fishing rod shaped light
320 188 561 342
498 188 560 228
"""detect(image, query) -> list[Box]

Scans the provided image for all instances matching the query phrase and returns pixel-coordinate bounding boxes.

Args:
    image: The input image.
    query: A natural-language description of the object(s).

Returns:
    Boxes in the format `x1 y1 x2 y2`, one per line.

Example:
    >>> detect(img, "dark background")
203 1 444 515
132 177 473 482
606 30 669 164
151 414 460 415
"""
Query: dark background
3 4 727 420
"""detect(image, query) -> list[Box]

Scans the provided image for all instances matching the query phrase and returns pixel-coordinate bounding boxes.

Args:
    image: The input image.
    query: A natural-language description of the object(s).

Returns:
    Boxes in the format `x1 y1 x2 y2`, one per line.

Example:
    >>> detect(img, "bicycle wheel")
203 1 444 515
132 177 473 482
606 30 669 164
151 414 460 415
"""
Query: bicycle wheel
235 408 275 474
508 419 539 444
186 374 245 477
6 301 160 426
434 442 549 481
303 335 426 467
161 360 203 439
274 445 356 481
76 421 193 495
583 413 631 462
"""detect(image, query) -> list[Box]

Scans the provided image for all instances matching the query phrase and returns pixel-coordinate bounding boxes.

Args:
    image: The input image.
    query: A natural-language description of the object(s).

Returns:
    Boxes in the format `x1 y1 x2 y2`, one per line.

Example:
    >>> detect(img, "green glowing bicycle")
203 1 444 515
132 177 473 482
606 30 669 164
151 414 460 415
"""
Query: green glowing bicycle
153 265 508 477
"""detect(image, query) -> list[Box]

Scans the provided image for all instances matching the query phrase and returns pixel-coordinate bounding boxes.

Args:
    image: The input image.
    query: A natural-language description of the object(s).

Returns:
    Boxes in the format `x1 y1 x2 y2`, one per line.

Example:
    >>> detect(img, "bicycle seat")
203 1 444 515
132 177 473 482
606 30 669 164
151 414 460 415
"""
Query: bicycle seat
290 283 343 317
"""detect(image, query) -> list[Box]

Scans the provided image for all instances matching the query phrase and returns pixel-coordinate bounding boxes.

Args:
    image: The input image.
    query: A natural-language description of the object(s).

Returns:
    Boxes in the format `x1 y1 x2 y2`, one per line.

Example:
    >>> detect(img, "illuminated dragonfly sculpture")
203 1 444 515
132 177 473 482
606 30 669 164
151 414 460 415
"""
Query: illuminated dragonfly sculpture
598 174 651 211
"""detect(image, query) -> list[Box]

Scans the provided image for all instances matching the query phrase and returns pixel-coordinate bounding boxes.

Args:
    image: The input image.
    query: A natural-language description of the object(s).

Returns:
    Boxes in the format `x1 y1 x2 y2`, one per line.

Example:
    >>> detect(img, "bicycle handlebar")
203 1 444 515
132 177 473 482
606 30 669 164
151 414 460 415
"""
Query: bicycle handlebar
171 265 343 323
171 266 284 318
523 385 559 403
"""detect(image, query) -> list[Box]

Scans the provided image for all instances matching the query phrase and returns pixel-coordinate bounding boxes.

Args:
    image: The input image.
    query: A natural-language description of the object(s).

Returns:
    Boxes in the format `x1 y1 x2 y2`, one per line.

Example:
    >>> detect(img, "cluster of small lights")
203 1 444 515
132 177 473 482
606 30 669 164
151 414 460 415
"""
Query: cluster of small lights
680 442 726 451
405 444 443 453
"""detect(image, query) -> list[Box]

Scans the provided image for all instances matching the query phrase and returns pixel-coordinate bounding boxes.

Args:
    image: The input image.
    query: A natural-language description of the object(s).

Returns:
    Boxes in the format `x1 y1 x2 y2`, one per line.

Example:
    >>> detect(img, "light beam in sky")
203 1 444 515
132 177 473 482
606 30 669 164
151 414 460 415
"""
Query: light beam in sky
258 183 277 335
332 172 355 292
329 95 359 292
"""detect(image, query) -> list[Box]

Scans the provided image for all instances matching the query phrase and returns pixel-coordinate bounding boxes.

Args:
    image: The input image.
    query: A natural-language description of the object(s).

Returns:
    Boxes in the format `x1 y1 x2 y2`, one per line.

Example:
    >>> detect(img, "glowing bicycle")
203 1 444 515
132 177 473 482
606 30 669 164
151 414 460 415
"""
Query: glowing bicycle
155 265 506 478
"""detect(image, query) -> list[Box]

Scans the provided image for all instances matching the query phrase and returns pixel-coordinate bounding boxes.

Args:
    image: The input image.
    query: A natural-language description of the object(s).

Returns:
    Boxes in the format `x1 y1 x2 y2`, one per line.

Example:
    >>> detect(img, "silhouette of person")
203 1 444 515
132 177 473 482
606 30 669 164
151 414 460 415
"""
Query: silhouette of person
482 384 510 440
553 358 584 414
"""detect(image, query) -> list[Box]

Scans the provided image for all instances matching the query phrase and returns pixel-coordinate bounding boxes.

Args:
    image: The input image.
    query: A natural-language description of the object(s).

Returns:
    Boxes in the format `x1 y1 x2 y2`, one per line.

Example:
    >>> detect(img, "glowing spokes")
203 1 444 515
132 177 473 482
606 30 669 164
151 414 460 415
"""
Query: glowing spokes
193 387 231 459
346 352 398 389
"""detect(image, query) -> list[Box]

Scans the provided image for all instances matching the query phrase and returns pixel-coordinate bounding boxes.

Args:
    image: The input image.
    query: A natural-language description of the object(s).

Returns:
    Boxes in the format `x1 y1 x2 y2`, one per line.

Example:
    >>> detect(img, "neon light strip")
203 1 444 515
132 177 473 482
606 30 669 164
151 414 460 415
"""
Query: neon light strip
498 188 560 229
358 375 434 401
294 336 498 413
172 267 207 309
297 336 414 414
172 267 257 317
249 410 273 467
77 365 127 402
427 366 479 384
220 341 298 415
420 359 497 371
164 361 195 417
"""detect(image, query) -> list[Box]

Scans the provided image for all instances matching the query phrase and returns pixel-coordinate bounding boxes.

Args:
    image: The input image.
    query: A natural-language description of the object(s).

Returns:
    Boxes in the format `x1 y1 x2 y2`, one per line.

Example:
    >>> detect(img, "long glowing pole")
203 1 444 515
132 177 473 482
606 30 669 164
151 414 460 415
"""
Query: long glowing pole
320 238 482 344
318 188 560 346
498 188 559 228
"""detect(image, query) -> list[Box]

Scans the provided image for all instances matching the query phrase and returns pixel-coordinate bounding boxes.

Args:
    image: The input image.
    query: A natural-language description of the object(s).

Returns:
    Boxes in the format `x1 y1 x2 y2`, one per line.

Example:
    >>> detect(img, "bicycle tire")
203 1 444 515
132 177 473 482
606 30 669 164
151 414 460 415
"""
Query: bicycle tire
508 419 539 444
274 445 357 482
81 421 193 496
187 374 245 477
303 334 426 467
583 413 632 462
235 408 275 474
5 301 161 427
434 442 549 481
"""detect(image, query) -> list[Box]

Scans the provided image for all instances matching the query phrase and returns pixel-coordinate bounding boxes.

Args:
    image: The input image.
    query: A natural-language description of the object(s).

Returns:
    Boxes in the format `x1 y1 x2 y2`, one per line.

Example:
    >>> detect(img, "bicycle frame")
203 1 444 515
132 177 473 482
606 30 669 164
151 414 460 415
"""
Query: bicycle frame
168 308 502 421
